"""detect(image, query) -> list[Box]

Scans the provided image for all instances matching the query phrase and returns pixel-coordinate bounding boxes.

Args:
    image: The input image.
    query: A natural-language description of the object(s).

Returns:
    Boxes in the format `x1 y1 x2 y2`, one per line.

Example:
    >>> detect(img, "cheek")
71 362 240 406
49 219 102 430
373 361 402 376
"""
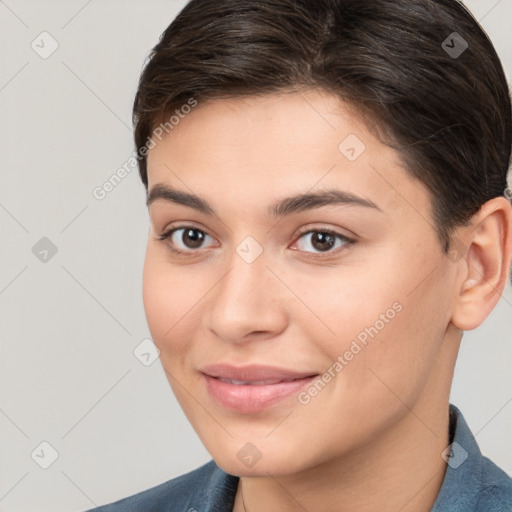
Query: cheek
141 248 212 428
306 250 447 395
142 250 170 343
287 265 401 356
142 245 197 355
141 249 206 417
346 271 450 402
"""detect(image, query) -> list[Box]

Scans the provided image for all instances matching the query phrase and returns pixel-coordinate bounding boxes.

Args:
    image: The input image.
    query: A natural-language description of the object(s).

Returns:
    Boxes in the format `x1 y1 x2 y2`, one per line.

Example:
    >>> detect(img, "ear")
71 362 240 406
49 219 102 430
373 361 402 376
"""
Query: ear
450 196 512 331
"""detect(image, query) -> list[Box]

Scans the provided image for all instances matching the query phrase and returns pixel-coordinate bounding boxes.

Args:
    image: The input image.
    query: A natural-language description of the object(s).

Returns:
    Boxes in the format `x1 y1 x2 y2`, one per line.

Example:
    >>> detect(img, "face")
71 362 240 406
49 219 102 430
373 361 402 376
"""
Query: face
143 90 460 477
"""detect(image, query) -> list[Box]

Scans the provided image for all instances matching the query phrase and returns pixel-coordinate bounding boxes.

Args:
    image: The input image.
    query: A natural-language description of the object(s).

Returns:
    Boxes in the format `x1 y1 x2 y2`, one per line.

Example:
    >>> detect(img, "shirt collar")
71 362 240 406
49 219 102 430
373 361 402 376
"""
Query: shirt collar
430 403 484 511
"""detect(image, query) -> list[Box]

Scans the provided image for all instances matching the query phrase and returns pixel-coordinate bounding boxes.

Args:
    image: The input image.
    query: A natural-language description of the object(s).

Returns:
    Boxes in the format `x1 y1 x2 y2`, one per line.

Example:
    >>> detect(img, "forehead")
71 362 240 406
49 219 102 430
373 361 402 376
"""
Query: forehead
149 91 365 163
146 90 430 219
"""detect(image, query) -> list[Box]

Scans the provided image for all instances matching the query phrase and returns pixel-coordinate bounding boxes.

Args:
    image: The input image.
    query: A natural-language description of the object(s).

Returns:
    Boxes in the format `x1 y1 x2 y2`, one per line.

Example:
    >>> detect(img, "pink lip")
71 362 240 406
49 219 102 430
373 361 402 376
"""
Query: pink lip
199 364 318 413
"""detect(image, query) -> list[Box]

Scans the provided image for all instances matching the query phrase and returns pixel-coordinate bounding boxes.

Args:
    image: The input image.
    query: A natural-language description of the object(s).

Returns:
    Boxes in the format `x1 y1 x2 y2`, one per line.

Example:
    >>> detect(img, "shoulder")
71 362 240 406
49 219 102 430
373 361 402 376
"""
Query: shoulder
474 456 512 511
83 459 238 512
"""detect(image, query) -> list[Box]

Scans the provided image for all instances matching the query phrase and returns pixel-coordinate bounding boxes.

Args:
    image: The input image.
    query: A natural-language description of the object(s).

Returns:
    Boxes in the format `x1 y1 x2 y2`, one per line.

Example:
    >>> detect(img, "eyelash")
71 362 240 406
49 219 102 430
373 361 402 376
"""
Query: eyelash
157 225 356 259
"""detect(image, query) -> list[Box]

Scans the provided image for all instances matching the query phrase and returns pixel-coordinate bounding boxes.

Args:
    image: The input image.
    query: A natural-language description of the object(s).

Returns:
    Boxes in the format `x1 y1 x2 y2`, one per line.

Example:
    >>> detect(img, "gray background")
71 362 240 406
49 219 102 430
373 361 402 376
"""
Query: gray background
0 1 511 511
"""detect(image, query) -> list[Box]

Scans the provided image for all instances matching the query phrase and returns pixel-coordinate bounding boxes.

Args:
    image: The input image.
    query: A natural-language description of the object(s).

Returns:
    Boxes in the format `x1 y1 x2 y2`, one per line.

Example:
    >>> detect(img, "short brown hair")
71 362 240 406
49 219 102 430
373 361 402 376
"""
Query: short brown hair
133 0 511 253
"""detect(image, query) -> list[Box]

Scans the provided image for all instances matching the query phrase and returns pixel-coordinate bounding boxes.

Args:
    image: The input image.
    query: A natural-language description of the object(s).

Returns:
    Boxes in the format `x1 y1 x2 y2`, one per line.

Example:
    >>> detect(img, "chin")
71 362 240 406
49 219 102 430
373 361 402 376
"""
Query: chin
207 442 305 478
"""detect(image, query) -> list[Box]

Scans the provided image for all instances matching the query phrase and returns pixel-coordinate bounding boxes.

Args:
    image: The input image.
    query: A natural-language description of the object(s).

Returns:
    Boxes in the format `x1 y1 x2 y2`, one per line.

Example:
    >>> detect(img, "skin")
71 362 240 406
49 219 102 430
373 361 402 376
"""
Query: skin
143 89 512 512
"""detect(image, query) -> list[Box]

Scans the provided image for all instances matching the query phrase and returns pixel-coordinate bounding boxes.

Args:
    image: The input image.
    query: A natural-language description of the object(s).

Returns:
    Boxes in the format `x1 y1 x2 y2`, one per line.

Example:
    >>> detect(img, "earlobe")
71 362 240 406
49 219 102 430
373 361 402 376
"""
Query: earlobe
450 196 512 331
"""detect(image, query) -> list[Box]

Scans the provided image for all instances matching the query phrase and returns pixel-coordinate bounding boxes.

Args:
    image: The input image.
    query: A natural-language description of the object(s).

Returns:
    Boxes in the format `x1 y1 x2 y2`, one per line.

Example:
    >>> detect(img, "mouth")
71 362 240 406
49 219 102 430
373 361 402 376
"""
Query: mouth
216 377 299 385
199 364 319 413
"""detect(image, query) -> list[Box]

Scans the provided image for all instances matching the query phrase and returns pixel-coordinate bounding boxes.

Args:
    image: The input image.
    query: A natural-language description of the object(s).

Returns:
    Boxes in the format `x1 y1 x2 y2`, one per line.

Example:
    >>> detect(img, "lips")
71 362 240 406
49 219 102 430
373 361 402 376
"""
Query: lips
217 377 290 385
200 363 317 382
199 364 319 413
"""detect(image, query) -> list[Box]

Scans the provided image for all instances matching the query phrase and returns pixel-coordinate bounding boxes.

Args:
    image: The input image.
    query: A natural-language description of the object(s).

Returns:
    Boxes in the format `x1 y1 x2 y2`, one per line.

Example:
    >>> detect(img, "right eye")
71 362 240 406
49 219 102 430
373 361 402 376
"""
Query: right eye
158 225 218 256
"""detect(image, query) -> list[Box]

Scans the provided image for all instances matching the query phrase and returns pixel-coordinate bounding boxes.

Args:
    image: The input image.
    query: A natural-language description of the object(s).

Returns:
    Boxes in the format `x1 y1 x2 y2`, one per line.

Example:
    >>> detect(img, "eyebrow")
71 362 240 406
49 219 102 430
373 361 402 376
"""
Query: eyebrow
146 183 382 217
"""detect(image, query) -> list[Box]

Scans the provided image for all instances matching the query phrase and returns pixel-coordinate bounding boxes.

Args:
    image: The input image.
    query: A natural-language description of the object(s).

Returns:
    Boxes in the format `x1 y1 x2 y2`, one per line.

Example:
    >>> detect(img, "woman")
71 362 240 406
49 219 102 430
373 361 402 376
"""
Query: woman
86 0 512 510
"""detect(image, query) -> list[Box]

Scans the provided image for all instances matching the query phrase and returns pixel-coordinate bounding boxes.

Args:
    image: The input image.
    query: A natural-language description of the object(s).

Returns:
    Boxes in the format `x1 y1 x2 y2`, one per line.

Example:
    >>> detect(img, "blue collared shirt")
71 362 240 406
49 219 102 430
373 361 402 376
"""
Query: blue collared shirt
86 404 512 511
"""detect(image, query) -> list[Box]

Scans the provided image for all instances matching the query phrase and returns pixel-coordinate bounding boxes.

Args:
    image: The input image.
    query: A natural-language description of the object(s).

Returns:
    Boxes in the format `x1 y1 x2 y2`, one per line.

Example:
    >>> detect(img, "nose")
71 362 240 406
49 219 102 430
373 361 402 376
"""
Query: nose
205 247 288 344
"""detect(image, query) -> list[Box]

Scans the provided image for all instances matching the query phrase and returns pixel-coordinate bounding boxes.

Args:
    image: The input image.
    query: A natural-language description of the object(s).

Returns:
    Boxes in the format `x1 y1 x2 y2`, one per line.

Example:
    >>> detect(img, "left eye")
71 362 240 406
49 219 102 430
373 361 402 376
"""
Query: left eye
293 230 353 254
